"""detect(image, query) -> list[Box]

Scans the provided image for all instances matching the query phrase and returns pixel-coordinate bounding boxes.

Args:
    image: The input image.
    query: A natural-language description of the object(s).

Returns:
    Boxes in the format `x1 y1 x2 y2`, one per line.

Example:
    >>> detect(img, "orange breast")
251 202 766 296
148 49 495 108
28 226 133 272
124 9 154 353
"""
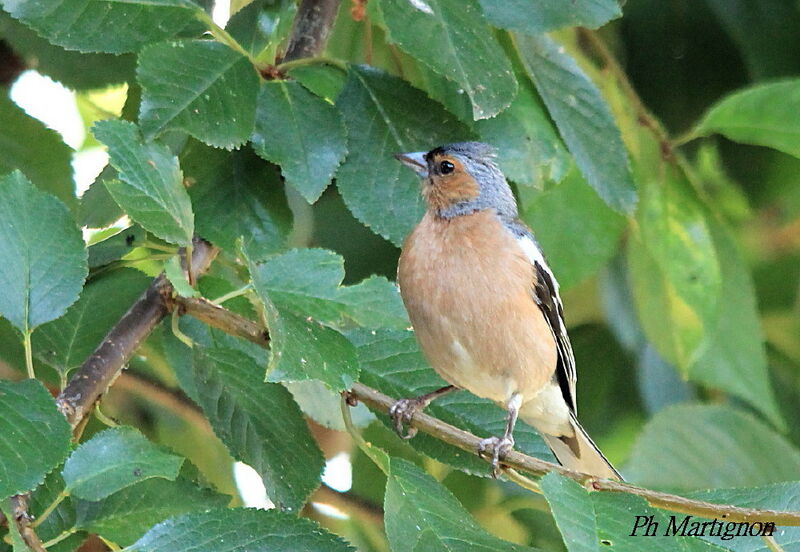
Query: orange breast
398 210 557 404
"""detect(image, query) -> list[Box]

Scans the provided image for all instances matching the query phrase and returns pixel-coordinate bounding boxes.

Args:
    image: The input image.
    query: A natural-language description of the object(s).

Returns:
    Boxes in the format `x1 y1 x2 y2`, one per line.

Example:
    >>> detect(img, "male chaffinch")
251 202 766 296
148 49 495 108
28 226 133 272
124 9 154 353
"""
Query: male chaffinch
392 141 621 480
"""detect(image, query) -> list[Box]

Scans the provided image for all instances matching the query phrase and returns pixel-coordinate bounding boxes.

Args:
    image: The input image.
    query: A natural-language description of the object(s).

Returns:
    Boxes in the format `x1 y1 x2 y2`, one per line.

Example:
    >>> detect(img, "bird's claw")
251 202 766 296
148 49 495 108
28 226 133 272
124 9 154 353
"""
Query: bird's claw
478 435 515 478
389 398 423 439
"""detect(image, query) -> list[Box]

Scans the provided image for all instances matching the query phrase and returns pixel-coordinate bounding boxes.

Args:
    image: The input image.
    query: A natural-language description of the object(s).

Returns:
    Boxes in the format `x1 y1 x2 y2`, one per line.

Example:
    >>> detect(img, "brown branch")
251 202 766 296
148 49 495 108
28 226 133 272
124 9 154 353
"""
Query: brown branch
56 238 218 430
10 495 46 552
282 0 341 62
174 296 269 347
162 300 800 526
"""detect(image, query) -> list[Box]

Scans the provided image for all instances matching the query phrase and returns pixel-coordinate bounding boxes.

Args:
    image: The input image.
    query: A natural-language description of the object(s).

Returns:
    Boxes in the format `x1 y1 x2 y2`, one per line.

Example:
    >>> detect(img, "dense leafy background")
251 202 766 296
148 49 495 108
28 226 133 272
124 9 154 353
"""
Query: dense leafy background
2 0 800 550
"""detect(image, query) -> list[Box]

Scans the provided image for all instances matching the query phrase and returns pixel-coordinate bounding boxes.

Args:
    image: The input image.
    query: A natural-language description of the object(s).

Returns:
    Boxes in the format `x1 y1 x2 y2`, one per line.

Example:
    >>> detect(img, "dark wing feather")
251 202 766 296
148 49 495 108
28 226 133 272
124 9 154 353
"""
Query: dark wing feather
532 260 577 414
503 218 578 413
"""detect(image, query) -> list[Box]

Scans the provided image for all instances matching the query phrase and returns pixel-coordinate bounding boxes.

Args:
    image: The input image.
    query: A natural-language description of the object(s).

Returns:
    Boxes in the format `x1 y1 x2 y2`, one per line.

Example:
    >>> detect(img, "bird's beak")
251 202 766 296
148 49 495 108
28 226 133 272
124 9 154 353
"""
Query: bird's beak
394 151 428 178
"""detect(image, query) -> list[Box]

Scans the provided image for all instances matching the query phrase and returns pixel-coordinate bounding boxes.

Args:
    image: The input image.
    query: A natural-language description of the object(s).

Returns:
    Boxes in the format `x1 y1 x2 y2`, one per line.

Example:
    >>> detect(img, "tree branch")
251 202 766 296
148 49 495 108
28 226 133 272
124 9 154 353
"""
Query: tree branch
56 238 218 430
174 296 269 347
282 0 341 62
176 300 800 526
10 495 46 552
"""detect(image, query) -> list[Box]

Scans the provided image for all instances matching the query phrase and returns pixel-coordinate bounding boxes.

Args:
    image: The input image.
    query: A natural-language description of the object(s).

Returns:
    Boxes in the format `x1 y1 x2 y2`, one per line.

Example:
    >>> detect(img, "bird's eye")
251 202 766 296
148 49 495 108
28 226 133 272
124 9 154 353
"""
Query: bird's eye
439 160 455 175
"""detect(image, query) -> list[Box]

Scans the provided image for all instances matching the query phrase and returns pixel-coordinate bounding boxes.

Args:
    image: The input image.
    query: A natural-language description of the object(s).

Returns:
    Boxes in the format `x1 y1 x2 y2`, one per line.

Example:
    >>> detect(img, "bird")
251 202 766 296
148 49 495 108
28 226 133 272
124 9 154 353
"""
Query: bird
391 141 621 480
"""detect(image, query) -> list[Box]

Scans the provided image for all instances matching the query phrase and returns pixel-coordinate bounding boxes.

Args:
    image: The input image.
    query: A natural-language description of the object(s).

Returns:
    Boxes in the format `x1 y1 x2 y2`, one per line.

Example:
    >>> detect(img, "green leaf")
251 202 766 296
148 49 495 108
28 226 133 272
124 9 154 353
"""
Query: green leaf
288 65 347 102
625 404 800 490
515 33 637 213
138 40 259 149
351 328 554 476
92 120 194 246
477 0 621 34
0 94 75 211
541 472 721 551
335 65 470 245
183 143 292 261
0 499 26 552
519 166 625 290
0 379 71 497
2 0 202 54
62 426 184 500
226 0 295 56
248 249 359 390
628 161 721 373
689 223 784 429
475 79 569 187
693 79 800 159
125 508 355 552
86 225 147 268
251 80 347 203
384 457 535 552
164 255 200 298
0 13 135 90
192 346 324 511
33 269 151 377
75 477 229 547
0 171 87 332
377 0 517 120
78 167 124 228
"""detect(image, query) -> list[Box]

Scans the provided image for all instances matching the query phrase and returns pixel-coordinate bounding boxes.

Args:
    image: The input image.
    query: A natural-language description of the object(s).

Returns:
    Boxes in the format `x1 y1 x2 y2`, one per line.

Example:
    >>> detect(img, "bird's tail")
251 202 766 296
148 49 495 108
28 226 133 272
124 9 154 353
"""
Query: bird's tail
540 414 622 481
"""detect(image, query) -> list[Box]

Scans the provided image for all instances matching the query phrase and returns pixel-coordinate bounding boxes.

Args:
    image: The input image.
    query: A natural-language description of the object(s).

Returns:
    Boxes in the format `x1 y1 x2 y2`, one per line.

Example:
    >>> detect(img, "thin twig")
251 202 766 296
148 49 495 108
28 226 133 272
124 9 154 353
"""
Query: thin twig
56 238 218 431
10 495 47 552
169 300 800 526
174 296 269 347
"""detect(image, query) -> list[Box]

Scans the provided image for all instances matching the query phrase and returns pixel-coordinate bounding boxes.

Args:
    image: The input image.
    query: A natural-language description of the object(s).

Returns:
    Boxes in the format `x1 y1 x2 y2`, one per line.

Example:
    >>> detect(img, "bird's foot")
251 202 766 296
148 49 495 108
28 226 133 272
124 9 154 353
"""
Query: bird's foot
389 398 427 439
478 435 515 478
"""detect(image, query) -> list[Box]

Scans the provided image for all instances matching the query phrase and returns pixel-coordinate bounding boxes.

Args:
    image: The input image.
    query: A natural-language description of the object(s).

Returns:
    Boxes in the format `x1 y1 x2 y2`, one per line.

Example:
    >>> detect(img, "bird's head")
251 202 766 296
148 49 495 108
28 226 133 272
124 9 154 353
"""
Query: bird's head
395 142 517 219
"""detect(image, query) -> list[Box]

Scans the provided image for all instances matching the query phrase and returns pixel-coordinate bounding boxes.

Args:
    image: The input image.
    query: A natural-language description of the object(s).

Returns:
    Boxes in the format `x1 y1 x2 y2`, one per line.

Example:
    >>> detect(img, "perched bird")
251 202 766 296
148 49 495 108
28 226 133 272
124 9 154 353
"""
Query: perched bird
392 142 620 480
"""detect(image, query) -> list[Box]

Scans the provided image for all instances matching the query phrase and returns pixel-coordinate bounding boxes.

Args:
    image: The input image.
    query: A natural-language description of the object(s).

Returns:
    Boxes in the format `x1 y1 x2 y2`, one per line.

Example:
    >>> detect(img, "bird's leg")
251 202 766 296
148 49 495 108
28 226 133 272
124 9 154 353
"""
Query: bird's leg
389 385 457 439
478 393 522 478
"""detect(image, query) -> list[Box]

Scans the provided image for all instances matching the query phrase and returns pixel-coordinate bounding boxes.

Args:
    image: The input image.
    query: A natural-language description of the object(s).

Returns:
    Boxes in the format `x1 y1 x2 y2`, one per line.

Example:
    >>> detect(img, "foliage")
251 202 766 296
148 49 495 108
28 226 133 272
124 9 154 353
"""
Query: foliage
1 0 800 551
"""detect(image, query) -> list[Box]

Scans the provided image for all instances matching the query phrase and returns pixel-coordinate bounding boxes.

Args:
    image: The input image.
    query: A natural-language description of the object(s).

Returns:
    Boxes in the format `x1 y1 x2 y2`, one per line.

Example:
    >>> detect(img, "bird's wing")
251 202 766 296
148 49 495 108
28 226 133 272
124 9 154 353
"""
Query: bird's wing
510 222 578 414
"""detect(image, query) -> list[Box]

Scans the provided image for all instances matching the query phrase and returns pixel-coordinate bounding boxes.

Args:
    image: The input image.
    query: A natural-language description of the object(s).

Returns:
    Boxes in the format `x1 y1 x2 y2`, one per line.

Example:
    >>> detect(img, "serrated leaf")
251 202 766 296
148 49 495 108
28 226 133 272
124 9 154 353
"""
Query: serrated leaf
0 379 71 497
92 120 194 246
125 508 355 552
541 472 721 552
689 223 784 429
351 328 554 476
515 33 637 213
138 40 259 149
192 347 324 510
0 94 75 211
62 426 184 500
693 79 800 159
625 404 800 490
251 80 347 203
335 65 469 245
0 171 87 332
249 248 407 390
477 0 621 34
0 14 136 90
78 166 124 228
519 166 624 290
475 79 569 187
2 0 202 54
377 0 517 119
288 65 347 101
74 477 229 547
183 143 292 261
33 269 151 377
628 161 721 373
385 457 535 552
